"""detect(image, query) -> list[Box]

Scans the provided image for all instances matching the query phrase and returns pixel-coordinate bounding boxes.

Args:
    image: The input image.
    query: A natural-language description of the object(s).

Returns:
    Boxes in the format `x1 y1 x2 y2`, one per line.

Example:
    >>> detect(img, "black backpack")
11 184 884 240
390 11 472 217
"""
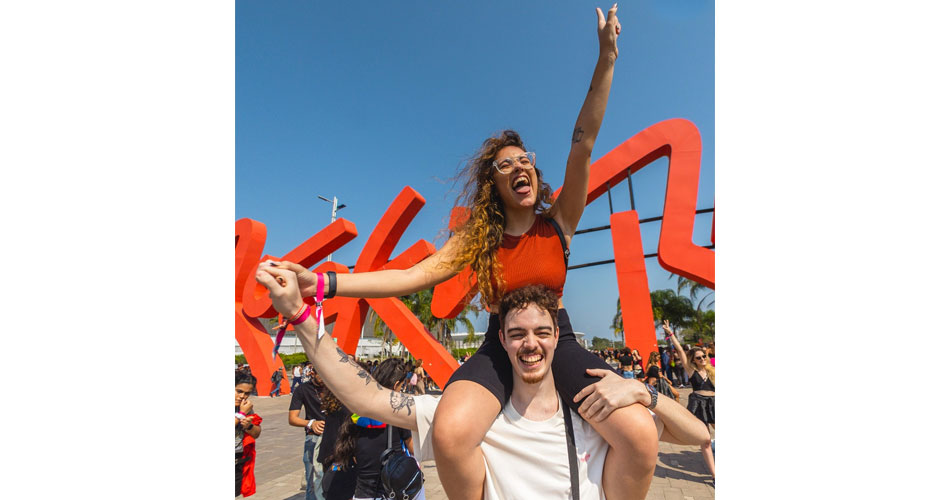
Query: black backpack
377 425 424 500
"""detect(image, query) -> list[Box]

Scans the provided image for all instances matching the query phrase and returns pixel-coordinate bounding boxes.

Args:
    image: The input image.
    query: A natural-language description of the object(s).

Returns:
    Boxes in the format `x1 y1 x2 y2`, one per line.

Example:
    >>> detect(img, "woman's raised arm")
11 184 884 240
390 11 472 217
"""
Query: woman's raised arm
552 4 621 236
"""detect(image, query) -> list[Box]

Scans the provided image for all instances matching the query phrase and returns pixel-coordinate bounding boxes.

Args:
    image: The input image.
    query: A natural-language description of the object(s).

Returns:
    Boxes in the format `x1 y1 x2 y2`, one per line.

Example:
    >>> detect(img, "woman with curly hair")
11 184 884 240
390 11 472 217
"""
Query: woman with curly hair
664 320 715 479
274 6 656 499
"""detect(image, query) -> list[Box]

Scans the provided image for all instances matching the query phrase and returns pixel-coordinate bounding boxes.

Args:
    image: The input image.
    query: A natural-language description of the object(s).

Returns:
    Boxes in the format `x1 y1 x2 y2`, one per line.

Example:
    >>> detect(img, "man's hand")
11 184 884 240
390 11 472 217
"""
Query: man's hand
240 418 254 430
596 4 621 60
239 398 253 415
573 368 649 422
269 260 318 298
309 420 326 434
255 262 304 317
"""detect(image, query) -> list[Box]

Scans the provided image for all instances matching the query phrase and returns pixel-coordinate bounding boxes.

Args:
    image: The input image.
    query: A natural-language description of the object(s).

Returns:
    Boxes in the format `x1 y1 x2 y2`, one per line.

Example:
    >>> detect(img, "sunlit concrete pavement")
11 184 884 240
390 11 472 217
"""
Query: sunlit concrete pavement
242 387 713 500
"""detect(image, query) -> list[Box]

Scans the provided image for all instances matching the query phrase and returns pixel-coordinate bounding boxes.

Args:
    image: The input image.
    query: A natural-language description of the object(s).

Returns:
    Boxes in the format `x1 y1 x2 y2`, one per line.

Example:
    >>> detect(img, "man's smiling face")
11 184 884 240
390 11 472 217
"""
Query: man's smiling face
500 303 559 385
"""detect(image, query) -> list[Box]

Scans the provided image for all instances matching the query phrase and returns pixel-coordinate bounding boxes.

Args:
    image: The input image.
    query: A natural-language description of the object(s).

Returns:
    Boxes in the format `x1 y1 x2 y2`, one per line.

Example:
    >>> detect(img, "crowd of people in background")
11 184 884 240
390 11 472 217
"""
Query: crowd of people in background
590 339 715 392
234 334 715 498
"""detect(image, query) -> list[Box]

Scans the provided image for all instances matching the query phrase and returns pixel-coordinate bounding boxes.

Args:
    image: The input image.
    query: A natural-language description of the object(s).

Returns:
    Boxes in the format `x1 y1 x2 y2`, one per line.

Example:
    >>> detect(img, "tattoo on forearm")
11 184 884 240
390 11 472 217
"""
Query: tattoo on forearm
572 127 585 143
588 85 593 93
389 391 415 416
336 346 374 385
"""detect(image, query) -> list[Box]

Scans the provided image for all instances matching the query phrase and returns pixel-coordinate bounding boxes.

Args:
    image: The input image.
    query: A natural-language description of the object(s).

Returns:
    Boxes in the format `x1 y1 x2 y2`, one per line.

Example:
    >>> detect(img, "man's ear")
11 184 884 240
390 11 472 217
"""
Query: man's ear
498 328 506 345
554 326 559 342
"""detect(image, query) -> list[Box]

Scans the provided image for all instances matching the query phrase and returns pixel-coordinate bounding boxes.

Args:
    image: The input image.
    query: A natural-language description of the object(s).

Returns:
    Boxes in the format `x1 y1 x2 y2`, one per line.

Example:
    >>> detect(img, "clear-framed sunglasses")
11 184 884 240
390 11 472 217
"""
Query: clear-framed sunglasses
492 151 536 174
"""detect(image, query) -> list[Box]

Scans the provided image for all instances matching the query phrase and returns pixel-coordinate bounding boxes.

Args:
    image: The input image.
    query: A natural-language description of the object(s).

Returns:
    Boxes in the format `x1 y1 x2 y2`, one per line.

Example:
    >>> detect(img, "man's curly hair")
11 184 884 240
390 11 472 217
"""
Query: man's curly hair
498 285 560 331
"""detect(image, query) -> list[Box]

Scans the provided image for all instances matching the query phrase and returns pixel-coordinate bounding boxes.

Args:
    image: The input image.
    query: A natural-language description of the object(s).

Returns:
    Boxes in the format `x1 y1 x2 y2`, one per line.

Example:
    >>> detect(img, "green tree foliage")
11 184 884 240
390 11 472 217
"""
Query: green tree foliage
234 352 309 368
650 289 695 332
372 288 480 350
610 297 623 337
591 336 620 350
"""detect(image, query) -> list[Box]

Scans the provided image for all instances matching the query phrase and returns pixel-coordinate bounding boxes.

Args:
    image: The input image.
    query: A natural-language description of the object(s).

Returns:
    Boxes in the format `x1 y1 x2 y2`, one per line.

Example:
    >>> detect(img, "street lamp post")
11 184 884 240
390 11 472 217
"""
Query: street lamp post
317 195 346 262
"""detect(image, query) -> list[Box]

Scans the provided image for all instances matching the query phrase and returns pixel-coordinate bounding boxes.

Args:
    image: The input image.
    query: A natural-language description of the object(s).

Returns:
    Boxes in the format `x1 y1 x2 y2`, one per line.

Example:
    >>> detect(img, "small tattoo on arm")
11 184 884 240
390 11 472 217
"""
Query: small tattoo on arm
588 85 593 93
572 127 585 143
336 346 373 384
389 391 414 416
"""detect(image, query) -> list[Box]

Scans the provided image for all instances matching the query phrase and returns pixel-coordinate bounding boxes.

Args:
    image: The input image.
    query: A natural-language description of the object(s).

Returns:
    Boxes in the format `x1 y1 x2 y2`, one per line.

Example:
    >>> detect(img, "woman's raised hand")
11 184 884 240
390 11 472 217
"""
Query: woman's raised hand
255 262 304 318
268 260 318 298
596 4 621 59
662 319 677 340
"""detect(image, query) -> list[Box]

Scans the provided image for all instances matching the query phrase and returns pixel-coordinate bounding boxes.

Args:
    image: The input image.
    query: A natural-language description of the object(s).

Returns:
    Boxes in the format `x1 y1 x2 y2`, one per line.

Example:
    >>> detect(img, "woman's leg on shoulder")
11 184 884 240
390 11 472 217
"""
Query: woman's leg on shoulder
432 329 510 500
432 380 500 500
551 313 657 500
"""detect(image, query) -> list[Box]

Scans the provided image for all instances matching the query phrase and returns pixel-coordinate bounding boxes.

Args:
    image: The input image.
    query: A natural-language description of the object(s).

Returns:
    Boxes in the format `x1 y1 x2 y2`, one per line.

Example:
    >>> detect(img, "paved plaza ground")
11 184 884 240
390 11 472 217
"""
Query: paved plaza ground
242 386 714 500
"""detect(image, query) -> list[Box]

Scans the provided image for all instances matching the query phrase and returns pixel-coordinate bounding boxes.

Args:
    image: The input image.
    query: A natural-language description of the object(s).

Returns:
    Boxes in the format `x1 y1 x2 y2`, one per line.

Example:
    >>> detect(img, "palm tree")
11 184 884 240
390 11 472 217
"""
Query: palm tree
367 308 399 356
610 297 624 337
399 288 479 349
671 274 715 310
650 289 695 334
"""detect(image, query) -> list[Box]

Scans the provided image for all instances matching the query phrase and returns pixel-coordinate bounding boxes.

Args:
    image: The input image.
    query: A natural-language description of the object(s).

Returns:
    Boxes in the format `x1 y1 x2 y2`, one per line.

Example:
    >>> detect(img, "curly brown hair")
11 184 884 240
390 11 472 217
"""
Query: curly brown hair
446 130 555 306
497 285 560 332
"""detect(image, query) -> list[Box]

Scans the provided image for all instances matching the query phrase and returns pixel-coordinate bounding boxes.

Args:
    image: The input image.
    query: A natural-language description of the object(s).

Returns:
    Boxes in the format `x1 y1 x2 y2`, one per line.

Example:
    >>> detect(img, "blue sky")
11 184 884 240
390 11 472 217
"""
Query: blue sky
236 0 714 341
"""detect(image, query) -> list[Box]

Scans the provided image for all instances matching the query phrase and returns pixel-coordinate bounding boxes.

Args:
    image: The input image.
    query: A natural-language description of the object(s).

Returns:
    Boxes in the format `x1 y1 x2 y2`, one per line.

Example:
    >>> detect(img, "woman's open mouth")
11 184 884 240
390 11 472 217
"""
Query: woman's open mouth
511 174 531 195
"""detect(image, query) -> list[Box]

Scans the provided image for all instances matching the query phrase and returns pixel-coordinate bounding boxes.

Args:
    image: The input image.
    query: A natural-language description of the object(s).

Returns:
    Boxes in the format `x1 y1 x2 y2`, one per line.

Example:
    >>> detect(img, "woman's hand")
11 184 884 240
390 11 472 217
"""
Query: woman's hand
596 4 621 60
269 260 318 298
662 320 678 342
255 262 304 317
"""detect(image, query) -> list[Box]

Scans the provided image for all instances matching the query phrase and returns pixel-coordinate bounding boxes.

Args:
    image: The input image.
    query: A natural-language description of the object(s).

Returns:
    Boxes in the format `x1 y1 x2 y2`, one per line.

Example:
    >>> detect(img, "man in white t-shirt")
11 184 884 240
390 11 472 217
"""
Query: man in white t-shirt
256 266 711 499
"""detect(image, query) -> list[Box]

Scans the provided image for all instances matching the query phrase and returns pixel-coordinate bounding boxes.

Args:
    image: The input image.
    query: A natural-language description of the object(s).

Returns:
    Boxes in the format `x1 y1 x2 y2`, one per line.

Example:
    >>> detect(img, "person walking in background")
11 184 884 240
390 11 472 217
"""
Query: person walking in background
665 320 715 480
291 364 303 393
413 359 427 395
289 371 328 500
270 366 284 398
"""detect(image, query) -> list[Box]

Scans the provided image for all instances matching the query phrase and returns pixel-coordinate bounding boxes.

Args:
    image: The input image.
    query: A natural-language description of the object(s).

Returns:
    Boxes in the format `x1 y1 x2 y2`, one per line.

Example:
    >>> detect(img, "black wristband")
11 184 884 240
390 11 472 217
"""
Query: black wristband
643 381 658 410
325 271 337 299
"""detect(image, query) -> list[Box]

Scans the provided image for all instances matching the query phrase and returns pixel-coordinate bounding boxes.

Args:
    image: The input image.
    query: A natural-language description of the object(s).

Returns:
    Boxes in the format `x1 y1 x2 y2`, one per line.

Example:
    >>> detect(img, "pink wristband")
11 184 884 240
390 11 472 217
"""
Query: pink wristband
236 412 247 419
290 304 311 325
316 272 325 303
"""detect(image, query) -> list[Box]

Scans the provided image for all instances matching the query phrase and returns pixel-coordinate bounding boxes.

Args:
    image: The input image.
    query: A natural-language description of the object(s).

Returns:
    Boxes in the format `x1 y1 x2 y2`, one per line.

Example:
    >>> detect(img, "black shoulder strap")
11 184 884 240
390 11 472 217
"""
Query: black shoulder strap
546 217 570 269
562 401 580 500
374 424 394 499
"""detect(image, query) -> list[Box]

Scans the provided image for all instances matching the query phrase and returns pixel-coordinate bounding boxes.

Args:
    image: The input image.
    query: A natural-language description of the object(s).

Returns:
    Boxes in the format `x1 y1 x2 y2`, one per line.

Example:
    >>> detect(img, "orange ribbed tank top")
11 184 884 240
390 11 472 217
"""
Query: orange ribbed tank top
492 216 567 298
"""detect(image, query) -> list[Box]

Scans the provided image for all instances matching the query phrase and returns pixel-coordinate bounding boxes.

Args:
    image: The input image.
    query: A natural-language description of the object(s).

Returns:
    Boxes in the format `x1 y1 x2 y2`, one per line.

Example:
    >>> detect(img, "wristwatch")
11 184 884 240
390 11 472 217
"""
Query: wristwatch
643 381 658 410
